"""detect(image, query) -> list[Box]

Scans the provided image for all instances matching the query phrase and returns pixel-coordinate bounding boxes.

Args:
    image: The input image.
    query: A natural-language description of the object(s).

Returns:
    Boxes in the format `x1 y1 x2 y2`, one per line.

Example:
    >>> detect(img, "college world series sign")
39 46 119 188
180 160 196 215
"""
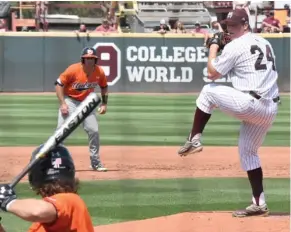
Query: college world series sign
0 35 288 92
93 38 232 92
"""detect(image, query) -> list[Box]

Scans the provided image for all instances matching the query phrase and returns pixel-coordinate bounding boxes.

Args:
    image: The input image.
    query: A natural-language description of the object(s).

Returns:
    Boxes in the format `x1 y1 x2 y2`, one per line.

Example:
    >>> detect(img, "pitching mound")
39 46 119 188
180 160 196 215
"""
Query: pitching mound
94 212 289 232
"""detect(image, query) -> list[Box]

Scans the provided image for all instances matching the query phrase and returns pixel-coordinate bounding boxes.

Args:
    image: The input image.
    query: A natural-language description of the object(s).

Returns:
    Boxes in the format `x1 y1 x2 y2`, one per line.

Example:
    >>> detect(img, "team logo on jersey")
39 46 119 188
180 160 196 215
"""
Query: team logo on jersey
93 42 121 86
72 82 99 91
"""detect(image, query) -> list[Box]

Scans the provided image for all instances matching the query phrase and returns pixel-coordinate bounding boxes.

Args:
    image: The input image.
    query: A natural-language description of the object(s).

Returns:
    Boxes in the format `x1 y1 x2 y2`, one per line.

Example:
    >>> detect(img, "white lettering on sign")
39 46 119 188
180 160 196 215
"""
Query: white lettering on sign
127 46 137 62
172 47 184 62
144 67 155 82
126 46 207 63
181 67 192 82
126 66 193 83
126 46 207 83
92 43 219 85
155 67 168 82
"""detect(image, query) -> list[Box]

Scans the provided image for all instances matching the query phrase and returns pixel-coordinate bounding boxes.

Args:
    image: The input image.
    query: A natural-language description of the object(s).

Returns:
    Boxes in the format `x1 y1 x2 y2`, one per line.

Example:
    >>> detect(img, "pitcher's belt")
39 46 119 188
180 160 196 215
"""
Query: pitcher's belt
249 91 280 103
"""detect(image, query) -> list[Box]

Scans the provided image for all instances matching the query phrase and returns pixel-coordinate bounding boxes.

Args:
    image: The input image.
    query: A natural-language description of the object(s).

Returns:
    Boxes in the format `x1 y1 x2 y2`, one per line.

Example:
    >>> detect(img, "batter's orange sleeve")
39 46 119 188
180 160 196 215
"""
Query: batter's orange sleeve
98 67 108 88
58 65 76 87
42 196 70 230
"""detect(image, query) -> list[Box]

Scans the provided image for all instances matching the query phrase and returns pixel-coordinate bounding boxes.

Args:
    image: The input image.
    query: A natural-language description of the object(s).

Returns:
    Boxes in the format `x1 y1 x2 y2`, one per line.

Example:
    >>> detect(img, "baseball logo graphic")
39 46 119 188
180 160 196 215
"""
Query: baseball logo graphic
0 186 5 194
227 12 233 18
87 49 94 55
52 158 62 169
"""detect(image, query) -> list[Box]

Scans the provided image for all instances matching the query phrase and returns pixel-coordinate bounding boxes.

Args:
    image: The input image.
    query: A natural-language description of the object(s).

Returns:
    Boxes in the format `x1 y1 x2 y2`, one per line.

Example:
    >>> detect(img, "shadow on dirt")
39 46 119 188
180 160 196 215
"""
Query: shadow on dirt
268 212 290 216
76 169 122 172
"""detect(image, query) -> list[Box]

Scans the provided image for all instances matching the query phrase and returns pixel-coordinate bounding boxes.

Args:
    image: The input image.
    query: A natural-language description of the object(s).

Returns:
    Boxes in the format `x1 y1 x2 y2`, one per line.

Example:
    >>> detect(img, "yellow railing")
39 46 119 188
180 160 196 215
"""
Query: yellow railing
114 1 137 16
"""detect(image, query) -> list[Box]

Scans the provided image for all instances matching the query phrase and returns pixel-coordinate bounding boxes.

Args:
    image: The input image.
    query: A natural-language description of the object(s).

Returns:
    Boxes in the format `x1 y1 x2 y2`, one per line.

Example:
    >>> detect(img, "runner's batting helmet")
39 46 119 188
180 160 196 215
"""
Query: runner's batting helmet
28 145 75 189
81 47 98 63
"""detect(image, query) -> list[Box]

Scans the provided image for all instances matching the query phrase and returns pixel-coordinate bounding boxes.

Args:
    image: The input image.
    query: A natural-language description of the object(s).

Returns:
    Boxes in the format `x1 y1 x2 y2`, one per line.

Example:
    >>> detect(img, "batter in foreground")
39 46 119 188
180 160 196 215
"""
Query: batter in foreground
55 47 108 172
0 145 94 232
178 9 280 217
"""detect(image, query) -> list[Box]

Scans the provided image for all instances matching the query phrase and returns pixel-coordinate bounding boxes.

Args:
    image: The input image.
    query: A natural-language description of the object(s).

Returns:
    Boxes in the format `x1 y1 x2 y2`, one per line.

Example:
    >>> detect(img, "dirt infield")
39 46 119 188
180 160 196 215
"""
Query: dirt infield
0 146 289 231
96 212 290 232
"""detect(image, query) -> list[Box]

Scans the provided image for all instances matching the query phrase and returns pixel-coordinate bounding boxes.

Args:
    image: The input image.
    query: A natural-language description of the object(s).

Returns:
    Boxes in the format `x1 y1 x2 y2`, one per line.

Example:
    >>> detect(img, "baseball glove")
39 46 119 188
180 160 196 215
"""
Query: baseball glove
206 32 231 51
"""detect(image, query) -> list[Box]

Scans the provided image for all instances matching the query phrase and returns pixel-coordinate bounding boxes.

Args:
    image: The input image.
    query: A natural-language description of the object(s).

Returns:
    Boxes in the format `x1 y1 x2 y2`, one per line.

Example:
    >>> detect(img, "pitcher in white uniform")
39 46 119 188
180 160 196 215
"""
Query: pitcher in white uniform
178 9 280 217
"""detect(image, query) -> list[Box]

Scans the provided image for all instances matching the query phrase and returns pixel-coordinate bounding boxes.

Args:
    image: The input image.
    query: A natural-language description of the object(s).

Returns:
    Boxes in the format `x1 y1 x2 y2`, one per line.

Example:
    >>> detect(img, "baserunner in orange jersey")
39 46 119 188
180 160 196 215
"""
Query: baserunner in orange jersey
55 47 109 171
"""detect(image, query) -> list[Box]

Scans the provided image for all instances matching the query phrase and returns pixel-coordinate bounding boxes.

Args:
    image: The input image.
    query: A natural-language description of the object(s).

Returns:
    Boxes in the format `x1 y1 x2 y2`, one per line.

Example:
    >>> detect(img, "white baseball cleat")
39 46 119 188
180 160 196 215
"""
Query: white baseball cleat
233 203 269 217
178 139 203 156
90 157 108 172
90 163 108 172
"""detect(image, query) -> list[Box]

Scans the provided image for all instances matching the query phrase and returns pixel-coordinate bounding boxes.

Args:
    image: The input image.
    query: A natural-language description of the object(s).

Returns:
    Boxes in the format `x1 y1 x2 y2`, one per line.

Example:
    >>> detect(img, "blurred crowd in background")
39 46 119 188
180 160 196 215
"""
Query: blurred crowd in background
0 1 290 37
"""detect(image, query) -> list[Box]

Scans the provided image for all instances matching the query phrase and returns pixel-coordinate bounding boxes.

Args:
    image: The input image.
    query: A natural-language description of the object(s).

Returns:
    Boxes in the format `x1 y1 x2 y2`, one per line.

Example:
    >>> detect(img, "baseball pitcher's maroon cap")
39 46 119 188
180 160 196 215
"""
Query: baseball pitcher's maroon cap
222 9 249 25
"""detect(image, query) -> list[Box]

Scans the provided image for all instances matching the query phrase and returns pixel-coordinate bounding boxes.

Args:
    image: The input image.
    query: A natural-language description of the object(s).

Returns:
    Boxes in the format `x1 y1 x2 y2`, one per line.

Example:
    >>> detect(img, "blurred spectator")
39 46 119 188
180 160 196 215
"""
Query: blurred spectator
171 21 187 34
75 24 90 40
95 19 117 33
209 21 224 34
107 9 117 29
75 23 88 33
118 11 130 29
192 22 208 35
203 21 224 47
192 22 208 47
262 11 283 33
153 19 170 34
0 19 6 32
284 4 290 32
35 1 49 32
285 4 290 17
21 26 29 32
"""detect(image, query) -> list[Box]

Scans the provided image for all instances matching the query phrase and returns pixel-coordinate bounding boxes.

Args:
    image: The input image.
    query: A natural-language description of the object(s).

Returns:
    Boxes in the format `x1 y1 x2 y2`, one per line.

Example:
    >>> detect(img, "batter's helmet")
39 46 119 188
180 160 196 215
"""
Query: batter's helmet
28 145 75 189
81 47 98 63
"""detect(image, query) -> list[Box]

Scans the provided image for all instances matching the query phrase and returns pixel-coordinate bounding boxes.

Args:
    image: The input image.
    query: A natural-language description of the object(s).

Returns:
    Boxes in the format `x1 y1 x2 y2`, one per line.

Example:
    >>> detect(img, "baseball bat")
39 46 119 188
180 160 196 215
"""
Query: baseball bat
9 92 101 188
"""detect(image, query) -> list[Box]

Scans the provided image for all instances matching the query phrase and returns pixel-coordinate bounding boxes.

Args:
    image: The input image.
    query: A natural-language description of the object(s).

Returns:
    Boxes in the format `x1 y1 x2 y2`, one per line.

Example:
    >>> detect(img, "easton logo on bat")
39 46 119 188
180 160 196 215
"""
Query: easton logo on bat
55 97 99 144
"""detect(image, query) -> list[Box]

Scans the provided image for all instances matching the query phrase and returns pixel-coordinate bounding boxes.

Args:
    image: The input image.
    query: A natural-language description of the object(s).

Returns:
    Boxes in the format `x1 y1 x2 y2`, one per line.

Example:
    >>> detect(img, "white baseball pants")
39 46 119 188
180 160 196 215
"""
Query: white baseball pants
196 83 278 171
57 96 101 161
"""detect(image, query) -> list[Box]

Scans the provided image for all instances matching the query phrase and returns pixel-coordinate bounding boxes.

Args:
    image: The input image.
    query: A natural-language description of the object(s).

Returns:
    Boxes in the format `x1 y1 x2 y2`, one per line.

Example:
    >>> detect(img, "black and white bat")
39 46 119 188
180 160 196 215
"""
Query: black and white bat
9 92 101 188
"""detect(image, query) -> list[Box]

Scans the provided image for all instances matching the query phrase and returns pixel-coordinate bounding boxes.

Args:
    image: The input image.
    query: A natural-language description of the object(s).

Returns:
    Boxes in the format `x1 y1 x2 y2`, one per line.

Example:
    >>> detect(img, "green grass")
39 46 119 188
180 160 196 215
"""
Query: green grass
1 178 289 231
0 95 289 146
